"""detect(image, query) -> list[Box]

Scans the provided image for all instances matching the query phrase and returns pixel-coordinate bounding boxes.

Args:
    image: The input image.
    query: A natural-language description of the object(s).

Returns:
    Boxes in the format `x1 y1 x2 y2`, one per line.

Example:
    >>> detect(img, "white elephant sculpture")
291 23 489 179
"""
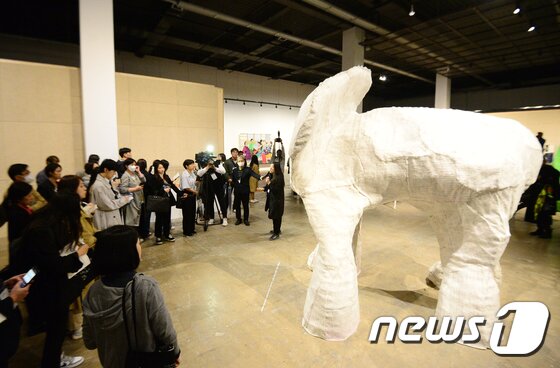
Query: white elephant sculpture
290 66 542 346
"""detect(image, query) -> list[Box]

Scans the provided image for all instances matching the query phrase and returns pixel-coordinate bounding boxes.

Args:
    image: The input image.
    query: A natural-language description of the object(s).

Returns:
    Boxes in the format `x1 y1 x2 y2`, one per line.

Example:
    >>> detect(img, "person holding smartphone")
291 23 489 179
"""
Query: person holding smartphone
0 274 31 367
23 193 89 367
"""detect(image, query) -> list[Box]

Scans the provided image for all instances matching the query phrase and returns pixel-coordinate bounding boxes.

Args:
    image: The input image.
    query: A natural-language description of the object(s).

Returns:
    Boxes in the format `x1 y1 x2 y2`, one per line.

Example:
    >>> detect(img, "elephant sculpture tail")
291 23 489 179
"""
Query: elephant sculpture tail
289 66 372 194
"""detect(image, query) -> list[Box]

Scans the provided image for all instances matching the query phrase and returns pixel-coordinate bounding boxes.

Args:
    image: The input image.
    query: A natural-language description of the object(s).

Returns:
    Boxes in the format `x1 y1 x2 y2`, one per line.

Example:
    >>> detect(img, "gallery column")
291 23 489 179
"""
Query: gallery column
435 73 451 109
79 0 119 160
342 27 365 112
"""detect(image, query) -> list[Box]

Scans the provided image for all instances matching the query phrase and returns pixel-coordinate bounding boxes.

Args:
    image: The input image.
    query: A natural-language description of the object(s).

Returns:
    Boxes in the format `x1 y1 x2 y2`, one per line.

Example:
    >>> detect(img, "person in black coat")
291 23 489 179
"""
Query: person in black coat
232 156 261 226
137 159 151 240
22 193 89 367
151 160 178 245
37 162 62 202
0 274 30 367
264 162 285 240
5 182 34 243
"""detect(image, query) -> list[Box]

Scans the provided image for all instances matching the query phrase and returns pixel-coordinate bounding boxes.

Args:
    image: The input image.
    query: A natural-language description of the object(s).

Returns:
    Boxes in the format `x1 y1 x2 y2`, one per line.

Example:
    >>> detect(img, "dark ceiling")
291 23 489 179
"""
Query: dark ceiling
1 0 559 100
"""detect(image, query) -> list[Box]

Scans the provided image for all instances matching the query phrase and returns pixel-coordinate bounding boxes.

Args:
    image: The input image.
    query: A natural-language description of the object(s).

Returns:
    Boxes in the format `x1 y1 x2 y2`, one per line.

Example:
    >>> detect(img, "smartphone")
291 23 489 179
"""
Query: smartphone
20 268 38 287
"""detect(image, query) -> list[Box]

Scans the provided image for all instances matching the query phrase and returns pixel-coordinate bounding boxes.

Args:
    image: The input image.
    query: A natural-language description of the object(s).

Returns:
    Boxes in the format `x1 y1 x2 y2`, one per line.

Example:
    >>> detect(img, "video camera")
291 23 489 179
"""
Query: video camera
195 151 217 169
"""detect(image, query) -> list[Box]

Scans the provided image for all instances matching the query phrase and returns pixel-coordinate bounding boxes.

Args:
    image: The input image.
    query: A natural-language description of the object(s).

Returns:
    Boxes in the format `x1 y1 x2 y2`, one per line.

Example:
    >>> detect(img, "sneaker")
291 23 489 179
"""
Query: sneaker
60 353 84 368
71 327 83 340
235 219 242 225
270 234 280 241
155 238 163 245
208 219 214 225
250 199 259 203
222 218 228 226
165 235 176 242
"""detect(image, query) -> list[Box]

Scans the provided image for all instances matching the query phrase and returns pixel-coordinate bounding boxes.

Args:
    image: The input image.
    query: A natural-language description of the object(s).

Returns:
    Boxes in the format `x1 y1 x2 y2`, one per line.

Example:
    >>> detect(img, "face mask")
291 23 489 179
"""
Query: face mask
128 165 137 172
237 161 245 167
24 174 34 184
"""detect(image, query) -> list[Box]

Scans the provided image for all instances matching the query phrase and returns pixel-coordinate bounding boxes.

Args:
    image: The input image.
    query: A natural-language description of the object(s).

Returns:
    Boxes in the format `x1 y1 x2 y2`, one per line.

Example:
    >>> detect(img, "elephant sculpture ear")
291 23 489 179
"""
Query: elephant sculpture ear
290 66 372 161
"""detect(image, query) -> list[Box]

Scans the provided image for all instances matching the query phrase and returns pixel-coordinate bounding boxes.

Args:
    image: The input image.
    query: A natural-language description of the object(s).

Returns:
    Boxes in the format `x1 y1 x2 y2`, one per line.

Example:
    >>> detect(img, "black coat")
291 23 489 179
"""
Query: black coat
6 204 32 243
37 180 56 202
265 175 285 219
23 225 83 333
232 166 260 195
152 174 179 206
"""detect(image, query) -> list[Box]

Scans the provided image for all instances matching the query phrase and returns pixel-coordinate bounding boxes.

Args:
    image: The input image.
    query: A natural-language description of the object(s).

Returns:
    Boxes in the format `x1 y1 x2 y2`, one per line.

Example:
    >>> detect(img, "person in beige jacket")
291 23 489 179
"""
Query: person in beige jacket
88 159 132 231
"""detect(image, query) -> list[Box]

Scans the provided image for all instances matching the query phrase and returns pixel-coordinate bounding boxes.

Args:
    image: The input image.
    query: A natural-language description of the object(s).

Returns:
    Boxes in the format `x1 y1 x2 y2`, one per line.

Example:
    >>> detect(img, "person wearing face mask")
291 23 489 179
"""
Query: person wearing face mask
118 158 146 232
232 156 262 225
88 159 133 231
4 164 47 214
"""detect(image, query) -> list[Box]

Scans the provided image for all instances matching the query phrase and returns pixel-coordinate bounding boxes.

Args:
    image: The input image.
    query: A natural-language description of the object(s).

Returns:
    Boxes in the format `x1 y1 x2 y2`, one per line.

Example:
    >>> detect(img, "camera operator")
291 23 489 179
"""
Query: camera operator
197 159 226 225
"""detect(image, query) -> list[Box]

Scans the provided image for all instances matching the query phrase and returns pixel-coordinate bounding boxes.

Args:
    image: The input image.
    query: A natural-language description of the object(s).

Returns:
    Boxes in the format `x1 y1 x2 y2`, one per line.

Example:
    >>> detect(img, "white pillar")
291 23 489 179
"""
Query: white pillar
79 0 119 161
435 73 451 109
342 27 365 112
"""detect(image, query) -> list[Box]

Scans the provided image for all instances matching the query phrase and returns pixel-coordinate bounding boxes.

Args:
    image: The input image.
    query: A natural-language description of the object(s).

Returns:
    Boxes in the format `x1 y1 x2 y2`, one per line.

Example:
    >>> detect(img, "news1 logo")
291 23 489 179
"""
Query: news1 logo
368 302 550 356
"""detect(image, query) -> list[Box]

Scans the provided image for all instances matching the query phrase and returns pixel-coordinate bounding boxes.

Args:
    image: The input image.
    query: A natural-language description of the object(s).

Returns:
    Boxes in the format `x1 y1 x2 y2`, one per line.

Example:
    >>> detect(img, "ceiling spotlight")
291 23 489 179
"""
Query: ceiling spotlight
409 3 415 16
528 25 535 32
243 101 246 105
225 99 228 103
275 105 278 108
513 7 520 15
379 74 387 81
259 102 262 107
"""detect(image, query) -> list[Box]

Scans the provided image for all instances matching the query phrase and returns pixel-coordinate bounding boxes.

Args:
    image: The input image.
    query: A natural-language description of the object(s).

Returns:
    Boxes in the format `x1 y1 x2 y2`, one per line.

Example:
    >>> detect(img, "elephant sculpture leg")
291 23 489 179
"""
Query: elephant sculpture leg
307 216 363 273
301 187 370 340
430 189 517 347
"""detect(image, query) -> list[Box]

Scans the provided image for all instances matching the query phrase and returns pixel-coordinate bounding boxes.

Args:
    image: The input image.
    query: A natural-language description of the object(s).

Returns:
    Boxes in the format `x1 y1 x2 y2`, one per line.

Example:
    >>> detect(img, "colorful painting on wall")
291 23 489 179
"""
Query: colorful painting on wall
238 134 273 164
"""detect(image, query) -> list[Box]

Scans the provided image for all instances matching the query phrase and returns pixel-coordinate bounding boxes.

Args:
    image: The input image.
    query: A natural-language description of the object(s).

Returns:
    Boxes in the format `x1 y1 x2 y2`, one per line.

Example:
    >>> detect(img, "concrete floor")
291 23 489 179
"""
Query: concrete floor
2 190 559 367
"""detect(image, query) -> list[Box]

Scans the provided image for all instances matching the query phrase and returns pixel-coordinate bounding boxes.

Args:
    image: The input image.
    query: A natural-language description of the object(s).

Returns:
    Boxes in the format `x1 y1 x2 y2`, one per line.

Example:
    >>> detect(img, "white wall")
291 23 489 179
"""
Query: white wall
0 34 316 156
223 102 299 157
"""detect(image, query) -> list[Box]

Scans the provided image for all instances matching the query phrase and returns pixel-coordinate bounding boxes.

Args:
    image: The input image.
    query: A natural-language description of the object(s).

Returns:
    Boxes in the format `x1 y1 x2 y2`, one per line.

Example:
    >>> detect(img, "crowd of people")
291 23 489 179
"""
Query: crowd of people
0 146 286 367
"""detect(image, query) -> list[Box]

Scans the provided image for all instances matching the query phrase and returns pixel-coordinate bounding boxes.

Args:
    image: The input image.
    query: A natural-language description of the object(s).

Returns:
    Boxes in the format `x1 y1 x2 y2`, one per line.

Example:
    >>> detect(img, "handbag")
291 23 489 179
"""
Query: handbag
146 195 170 213
63 263 96 306
122 277 177 368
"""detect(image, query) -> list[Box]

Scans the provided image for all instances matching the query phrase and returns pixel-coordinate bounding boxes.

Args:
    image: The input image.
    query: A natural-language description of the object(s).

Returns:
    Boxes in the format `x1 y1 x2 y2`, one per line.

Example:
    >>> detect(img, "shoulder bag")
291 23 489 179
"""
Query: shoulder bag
122 277 177 368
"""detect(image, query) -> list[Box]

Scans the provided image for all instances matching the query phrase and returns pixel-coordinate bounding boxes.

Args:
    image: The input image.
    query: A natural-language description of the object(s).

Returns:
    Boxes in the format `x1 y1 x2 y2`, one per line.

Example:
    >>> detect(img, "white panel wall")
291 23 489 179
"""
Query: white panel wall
223 102 299 157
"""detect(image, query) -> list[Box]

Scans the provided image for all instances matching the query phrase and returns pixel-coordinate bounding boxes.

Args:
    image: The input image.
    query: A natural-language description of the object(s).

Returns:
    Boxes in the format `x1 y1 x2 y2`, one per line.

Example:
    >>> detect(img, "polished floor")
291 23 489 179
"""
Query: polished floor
2 190 558 367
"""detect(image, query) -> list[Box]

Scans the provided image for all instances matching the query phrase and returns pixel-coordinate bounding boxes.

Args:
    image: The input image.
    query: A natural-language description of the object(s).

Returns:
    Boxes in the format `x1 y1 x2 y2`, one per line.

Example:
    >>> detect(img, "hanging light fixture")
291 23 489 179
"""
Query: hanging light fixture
409 2 415 16
528 25 535 32
513 7 520 14
379 74 387 82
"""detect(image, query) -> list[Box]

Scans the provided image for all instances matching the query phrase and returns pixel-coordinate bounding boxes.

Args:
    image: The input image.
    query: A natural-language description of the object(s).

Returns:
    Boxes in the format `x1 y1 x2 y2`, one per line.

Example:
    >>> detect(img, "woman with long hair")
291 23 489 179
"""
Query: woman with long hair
23 193 89 367
58 175 98 340
249 155 260 203
151 160 176 245
265 162 285 240
232 156 261 226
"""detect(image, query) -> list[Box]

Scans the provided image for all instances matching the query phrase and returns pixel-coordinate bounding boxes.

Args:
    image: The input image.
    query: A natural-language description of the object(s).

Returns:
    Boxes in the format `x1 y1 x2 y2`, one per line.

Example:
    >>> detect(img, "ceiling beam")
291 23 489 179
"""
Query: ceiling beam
162 0 433 83
300 0 489 84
